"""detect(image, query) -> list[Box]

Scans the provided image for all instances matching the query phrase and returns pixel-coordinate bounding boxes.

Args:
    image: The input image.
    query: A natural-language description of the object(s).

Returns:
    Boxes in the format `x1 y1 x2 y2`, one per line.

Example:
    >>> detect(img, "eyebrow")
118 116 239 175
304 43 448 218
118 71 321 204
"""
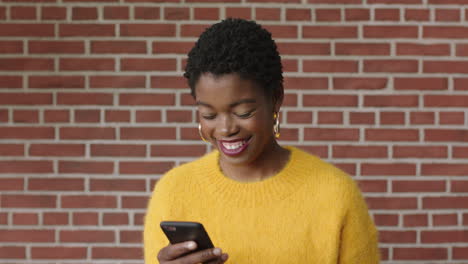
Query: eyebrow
195 98 257 108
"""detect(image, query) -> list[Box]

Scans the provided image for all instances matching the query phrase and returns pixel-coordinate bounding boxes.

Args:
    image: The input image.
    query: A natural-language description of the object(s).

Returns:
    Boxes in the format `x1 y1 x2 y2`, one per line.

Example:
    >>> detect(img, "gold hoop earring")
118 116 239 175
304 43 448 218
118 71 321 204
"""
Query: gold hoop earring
273 112 280 138
198 123 208 142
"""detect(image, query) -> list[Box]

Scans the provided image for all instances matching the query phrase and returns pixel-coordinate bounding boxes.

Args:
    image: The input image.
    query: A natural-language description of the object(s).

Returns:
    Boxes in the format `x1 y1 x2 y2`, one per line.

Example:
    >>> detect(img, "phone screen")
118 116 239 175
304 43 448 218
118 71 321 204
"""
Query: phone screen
160 221 214 251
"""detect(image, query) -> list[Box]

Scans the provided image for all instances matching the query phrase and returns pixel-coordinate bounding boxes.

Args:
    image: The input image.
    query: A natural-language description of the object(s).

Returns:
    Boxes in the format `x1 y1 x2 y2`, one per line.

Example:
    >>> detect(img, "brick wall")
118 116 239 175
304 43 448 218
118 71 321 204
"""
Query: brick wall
0 0 467 263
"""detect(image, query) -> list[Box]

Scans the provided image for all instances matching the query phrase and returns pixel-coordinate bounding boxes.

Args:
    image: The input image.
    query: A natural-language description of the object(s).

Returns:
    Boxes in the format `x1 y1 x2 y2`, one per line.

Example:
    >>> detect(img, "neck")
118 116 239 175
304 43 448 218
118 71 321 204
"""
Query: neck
219 140 290 182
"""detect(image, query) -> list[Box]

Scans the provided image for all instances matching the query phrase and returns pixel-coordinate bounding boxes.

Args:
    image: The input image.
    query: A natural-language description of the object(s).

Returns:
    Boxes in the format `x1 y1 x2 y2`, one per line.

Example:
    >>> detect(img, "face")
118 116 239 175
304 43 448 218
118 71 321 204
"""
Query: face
195 73 280 166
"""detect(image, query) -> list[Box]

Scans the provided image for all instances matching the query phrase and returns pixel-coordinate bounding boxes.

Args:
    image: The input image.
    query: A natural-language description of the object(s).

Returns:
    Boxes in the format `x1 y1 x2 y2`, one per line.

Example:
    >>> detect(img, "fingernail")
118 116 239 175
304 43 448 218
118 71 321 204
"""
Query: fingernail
186 241 196 250
222 253 229 261
213 248 221 256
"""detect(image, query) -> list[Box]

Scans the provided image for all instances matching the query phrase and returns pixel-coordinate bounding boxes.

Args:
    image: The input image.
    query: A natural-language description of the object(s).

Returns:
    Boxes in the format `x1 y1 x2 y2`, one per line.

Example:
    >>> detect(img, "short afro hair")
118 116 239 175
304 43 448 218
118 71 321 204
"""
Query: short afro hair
184 18 283 102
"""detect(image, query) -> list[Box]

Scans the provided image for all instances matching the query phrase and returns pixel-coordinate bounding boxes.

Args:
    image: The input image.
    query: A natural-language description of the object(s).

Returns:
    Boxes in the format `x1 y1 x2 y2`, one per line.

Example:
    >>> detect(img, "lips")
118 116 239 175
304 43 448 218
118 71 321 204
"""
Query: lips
218 137 251 156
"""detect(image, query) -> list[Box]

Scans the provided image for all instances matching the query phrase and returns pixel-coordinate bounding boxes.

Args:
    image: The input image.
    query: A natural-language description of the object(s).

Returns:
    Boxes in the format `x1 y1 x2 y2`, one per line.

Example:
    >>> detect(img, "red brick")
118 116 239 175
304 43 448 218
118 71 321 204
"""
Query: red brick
422 163 468 176
226 7 251 19
90 75 145 88
380 112 405 125
304 60 358 73
0 178 24 190
308 0 359 2
151 76 186 89
284 77 327 90
0 58 54 71
345 8 370 21
425 95 468 107
425 129 468 142
379 231 416 243
433 214 458 226
0 126 54 139
364 60 418 73
73 212 98 225
364 95 418 107
394 247 447 260
286 8 311 21
454 247 468 259
374 214 398 226
119 93 175 106
440 111 464 125
193 7 219 20
393 146 447 158
42 6 67 20
303 26 357 38
403 214 428 227
91 179 145 192
11 6 37 20
13 110 39 123
436 9 460 22
60 24 114 37
366 128 419 141
121 127 176 140
0 230 55 242
29 76 85 89
375 8 399 21
422 230 468 243
0 92 52 105
366 197 418 210
0 76 22 88
263 25 297 39
103 213 129 225
92 247 142 259
0 41 23 53
430 0 468 3
425 61 468 73
333 145 387 158
316 8 341 21
357 180 387 193
405 8 430 21
75 109 100 123
119 161 174 174
60 127 115 140
304 128 359 141
1 195 56 208
0 7 4 20
395 77 447 90
121 58 175 71
350 112 375 124
0 23 54 37
394 180 445 192
454 147 468 159
457 44 468 56
29 178 84 191
287 111 313 124
13 213 39 225
57 92 113 105
60 230 114 243
60 58 114 71
0 247 26 259
106 110 130 122
255 8 279 20
122 196 148 208
335 43 389 56
398 43 450 56
136 110 162 122
59 161 113 174
369 0 421 2
153 41 192 54
0 160 53 173
364 26 418 38
121 23 175 37
91 144 146 157
62 195 117 208
0 144 24 156
410 111 435 125
44 110 69 123
104 6 129 19
362 163 416 176
121 231 141 243
32 247 87 259
424 26 468 38
164 7 189 20
134 7 160 19
423 197 468 209
166 110 192 123
151 145 206 157
92 41 146 54
278 43 330 55
333 77 387 90
72 7 98 20
43 212 69 225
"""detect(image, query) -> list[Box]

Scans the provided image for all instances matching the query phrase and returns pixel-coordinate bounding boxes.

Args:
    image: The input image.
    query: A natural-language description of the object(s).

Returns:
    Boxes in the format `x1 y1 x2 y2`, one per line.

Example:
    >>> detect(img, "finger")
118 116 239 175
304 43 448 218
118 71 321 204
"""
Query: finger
158 241 197 261
205 253 228 264
178 247 223 264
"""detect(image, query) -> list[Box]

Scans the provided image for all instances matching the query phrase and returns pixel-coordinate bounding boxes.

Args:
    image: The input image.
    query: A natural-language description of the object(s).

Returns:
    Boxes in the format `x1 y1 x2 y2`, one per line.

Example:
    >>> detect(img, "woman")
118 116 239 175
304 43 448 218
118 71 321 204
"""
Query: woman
144 18 380 264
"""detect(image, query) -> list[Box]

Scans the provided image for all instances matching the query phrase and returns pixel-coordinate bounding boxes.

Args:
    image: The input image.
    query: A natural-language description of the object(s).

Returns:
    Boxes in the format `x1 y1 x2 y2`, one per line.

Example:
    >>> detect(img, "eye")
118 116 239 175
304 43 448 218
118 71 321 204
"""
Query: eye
201 114 216 120
235 110 255 119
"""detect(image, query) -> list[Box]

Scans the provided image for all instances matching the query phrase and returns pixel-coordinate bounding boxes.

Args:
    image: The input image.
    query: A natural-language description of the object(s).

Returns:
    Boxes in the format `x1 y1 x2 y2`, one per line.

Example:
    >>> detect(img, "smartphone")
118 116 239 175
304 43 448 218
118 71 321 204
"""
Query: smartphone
160 221 214 251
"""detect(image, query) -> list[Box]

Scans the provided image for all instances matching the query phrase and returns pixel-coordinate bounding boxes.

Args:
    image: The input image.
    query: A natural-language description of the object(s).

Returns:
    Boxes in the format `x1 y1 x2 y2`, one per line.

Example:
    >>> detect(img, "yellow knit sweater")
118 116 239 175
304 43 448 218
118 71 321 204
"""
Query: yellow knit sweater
144 146 380 263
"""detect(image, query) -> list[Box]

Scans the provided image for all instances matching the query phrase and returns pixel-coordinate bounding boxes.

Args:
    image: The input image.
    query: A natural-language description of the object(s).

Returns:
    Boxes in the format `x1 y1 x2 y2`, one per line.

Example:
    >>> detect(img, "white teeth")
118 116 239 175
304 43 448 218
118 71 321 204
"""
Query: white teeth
222 141 245 150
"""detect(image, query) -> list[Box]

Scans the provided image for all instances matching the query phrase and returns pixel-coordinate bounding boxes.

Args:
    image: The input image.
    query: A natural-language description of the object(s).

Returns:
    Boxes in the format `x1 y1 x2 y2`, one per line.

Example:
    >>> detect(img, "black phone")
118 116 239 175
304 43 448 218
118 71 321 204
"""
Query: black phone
160 221 214 251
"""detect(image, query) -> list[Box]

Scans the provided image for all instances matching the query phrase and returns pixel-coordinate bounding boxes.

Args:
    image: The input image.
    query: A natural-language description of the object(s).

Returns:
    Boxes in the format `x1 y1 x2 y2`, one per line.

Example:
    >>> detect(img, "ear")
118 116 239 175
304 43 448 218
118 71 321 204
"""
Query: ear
273 87 284 113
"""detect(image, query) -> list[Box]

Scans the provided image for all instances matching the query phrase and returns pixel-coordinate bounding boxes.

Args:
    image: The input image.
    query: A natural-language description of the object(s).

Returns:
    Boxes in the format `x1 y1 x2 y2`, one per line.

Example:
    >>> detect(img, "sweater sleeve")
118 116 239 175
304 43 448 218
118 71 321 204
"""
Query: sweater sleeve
339 180 380 264
143 173 172 264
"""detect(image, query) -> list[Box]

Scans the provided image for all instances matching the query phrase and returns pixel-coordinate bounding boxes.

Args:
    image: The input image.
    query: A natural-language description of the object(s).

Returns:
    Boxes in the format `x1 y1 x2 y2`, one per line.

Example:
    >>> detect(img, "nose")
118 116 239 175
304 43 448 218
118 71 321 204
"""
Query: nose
218 114 238 137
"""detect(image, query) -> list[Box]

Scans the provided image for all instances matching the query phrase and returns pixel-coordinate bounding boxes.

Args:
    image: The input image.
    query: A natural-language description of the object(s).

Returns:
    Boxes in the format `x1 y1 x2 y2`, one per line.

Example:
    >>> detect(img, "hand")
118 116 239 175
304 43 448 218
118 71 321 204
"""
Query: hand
157 241 229 264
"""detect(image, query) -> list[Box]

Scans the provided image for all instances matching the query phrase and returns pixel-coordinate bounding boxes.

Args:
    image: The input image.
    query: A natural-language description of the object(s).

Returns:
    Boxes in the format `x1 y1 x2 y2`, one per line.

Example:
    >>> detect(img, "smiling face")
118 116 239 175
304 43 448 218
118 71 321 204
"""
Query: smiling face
195 72 280 167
